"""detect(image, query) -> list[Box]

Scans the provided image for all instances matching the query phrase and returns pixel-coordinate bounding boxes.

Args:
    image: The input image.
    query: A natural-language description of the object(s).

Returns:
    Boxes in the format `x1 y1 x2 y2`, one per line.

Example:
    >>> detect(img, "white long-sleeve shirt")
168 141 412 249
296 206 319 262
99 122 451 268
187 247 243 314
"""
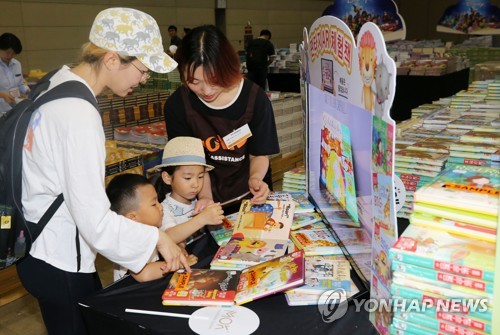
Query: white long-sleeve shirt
22 66 158 273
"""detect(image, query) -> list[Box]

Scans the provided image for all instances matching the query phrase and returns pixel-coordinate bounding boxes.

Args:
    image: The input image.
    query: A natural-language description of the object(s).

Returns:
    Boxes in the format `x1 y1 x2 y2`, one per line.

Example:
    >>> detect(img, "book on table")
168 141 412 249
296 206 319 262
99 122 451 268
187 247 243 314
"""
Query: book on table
290 228 343 256
210 199 295 269
162 250 305 306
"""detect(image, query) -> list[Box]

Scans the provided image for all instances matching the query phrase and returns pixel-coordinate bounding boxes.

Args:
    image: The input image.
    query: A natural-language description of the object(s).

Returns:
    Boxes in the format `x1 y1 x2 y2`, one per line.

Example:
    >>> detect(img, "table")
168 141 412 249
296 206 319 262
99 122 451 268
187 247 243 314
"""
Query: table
79 235 378 335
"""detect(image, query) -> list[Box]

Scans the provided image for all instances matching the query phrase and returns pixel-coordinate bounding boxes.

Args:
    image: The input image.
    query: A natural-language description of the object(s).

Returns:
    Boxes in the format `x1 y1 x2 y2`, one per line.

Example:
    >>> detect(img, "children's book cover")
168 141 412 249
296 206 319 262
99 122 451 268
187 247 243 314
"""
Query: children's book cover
291 212 323 230
233 250 305 305
232 199 295 240
211 234 289 268
290 228 343 256
389 224 496 282
320 112 358 222
163 251 305 307
267 191 315 213
413 164 500 216
288 254 351 295
162 269 240 306
207 212 238 246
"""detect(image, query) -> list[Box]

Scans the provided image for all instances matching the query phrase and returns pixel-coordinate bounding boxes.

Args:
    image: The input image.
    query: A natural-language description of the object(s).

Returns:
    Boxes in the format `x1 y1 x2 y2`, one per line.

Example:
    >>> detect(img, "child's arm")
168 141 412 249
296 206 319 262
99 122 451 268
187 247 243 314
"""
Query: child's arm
129 261 169 282
166 203 224 244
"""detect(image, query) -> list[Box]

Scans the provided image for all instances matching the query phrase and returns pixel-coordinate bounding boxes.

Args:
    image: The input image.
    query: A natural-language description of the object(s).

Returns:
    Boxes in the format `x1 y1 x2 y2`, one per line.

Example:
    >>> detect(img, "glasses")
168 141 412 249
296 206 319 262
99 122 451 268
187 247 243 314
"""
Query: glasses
130 62 151 83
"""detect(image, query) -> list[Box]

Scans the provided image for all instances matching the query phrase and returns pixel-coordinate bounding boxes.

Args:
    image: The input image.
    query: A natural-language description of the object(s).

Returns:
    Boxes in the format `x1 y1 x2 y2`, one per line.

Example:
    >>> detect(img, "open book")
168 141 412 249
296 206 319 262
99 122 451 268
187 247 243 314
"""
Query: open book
162 250 305 306
210 199 295 269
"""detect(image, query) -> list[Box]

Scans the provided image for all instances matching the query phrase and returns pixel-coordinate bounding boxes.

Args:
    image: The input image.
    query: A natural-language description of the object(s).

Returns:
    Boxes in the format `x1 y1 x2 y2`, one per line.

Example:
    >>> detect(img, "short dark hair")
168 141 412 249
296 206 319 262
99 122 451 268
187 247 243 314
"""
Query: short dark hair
168 25 177 32
106 173 151 214
175 25 242 88
0 33 23 54
183 27 191 34
260 29 271 39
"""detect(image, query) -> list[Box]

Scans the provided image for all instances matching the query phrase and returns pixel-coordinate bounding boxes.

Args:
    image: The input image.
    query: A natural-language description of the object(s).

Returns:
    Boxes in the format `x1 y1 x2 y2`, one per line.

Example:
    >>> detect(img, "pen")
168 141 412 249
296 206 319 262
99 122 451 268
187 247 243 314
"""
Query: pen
188 191 251 217
125 308 209 320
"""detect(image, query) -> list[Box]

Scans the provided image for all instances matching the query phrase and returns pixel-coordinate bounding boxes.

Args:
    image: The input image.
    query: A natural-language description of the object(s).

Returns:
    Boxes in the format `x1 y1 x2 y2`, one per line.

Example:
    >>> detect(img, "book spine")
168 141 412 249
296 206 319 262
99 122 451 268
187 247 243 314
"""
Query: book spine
390 285 492 322
392 260 493 294
393 312 489 335
391 318 443 335
388 249 494 282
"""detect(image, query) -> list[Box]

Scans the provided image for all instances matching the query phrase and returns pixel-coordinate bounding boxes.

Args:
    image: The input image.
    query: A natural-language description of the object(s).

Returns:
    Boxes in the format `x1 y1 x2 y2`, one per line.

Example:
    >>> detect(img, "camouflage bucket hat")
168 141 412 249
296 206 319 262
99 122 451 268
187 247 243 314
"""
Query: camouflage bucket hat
89 7 177 73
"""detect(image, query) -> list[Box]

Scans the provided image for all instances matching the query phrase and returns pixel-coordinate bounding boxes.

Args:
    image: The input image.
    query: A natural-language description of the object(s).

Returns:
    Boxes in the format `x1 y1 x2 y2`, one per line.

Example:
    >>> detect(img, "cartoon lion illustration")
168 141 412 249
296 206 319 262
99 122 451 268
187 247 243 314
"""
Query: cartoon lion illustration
358 30 377 112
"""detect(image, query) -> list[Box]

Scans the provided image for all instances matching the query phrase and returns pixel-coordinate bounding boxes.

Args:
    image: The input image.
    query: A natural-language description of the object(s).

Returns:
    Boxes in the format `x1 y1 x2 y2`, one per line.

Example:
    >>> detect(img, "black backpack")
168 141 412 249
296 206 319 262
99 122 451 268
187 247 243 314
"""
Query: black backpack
0 69 98 270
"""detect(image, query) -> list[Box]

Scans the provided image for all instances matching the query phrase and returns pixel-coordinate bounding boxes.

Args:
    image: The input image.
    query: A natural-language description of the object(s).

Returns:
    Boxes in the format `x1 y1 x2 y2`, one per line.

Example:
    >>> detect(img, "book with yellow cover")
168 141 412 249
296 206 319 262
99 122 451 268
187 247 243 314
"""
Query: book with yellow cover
162 250 305 306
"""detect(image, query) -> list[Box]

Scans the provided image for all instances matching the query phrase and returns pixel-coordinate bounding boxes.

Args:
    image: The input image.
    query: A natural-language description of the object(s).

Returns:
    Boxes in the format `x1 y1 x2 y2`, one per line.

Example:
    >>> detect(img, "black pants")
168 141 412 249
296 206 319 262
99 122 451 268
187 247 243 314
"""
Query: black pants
246 69 268 90
17 254 102 335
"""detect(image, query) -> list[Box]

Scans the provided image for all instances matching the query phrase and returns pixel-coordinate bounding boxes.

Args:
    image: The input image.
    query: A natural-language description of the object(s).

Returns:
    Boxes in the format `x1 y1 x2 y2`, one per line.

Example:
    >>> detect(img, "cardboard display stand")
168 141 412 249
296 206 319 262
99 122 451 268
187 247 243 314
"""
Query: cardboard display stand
300 15 398 335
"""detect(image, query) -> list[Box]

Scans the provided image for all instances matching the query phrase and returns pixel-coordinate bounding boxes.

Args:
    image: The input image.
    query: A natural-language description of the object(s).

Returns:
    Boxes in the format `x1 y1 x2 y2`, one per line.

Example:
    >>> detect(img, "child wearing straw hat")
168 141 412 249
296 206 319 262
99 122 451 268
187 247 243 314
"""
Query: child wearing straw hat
106 173 223 282
154 137 225 260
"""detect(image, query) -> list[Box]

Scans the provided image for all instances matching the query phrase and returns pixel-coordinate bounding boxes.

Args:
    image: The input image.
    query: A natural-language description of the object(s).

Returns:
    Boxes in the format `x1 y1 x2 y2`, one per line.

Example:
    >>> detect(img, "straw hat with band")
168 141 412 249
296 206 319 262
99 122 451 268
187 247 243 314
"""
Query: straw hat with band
155 137 214 171
89 7 177 74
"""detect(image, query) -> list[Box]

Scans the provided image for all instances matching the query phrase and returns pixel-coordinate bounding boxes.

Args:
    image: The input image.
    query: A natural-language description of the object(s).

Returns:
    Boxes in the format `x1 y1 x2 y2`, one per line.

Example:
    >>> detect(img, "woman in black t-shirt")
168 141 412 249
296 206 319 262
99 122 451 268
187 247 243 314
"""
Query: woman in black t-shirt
164 25 280 214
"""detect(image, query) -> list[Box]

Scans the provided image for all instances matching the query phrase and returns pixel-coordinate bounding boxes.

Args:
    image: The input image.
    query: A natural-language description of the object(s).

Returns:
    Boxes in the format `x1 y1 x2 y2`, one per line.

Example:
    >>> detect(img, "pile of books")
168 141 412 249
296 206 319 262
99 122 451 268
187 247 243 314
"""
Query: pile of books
395 149 449 218
282 166 307 192
447 130 500 169
389 164 498 335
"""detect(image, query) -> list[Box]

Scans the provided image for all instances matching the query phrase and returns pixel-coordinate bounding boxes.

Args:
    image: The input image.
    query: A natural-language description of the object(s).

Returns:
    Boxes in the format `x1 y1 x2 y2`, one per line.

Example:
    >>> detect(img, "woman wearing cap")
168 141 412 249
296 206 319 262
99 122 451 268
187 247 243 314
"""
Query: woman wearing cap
16 8 189 335
164 25 280 214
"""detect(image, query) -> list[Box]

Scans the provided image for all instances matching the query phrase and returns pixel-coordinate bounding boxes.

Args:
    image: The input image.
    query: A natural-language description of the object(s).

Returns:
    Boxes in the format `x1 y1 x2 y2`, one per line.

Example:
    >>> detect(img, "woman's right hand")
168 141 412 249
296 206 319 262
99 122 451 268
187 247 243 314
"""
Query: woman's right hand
156 230 191 273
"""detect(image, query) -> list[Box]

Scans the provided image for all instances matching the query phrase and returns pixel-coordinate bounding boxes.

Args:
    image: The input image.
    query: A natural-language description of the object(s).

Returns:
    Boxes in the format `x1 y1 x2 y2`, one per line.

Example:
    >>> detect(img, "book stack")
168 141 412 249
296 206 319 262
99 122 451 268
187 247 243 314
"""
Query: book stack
284 254 360 306
446 130 500 169
389 164 499 334
282 166 307 192
395 149 449 218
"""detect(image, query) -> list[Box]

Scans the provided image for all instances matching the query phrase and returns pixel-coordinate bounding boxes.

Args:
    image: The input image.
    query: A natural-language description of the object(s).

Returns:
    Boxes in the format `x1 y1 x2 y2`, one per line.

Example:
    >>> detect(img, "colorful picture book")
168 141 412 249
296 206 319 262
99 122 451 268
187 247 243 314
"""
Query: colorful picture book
267 191 315 213
290 228 343 256
211 199 295 268
320 112 358 222
162 250 305 306
413 165 500 216
395 149 449 166
389 224 496 282
287 254 351 295
207 212 238 246
331 227 372 254
291 212 323 230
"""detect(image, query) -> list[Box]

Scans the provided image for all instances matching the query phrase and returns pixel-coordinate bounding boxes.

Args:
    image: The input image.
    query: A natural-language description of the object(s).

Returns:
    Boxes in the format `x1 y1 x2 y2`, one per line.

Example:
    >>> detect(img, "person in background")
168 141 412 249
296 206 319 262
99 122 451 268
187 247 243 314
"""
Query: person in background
168 25 182 47
163 25 280 215
245 29 275 90
16 8 189 335
0 32 30 116
154 136 224 257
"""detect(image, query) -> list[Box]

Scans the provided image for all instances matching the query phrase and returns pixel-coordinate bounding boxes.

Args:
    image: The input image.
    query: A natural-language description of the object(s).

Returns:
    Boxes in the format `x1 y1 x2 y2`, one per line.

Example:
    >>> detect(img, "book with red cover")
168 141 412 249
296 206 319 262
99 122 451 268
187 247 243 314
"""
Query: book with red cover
162 250 305 306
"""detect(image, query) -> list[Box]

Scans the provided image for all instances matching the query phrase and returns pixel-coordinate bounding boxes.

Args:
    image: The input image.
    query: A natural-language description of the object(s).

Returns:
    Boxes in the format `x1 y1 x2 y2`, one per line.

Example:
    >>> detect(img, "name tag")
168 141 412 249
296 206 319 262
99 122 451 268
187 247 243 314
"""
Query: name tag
222 124 252 149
